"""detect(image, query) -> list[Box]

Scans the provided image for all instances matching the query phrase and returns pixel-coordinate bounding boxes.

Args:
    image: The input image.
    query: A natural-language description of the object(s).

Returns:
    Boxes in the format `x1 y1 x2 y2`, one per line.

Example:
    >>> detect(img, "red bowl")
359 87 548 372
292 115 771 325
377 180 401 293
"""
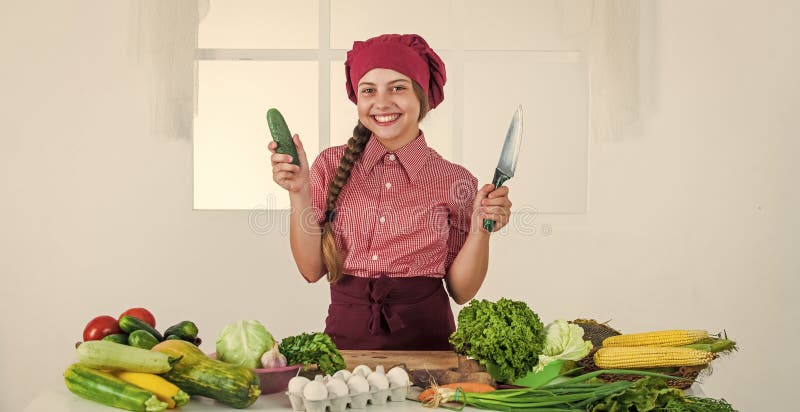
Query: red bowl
208 353 302 394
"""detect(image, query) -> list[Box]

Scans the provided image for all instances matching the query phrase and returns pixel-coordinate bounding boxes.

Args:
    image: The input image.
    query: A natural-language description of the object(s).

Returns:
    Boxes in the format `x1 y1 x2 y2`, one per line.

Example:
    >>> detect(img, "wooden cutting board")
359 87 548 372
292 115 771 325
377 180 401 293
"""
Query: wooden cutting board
340 350 458 371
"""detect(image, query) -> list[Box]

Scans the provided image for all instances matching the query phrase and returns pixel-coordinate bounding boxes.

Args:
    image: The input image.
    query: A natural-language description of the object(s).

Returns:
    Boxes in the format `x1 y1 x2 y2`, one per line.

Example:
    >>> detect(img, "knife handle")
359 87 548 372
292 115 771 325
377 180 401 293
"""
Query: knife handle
482 169 511 233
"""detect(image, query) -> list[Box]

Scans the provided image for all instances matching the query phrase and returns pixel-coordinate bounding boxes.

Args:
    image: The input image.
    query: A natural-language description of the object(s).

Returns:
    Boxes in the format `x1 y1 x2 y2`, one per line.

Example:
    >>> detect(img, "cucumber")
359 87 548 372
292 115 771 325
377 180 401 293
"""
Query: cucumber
77 340 179 374
102 333 129 345
64 363 168 412
129 330 159 350
163 321 199 341
119 315 164 341
266 108 300 166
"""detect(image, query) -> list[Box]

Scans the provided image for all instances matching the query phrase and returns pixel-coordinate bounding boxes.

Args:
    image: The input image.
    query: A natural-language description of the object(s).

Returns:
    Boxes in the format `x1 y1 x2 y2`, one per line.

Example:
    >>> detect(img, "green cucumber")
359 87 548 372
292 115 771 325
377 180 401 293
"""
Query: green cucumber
102 333 129 345
64 363 167 411
266 108 300 166
128 330 159 350
119 315 163 341
163 321 199 341
77 340 179 374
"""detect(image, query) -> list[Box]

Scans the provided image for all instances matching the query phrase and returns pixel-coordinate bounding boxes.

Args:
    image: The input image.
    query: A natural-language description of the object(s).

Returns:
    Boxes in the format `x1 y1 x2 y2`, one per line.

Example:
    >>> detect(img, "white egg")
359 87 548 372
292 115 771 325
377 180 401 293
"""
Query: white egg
326 378 349 397
302 380 328 401
386 366 410 387
287 376 310 394
352 364 372 378
347 374 370 394
332 369 352 382
366 370 390 390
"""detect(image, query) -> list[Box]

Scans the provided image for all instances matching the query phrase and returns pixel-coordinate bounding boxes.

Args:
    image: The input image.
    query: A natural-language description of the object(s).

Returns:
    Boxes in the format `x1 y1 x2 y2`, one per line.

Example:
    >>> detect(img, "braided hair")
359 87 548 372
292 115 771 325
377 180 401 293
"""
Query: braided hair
322 81 431 282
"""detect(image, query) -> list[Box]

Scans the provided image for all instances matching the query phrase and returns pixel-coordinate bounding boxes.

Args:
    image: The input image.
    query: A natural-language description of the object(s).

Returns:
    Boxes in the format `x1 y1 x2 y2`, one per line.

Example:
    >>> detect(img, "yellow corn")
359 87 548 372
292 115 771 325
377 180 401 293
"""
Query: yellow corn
602 329 708 347
115 371 189 408
594 346 714 369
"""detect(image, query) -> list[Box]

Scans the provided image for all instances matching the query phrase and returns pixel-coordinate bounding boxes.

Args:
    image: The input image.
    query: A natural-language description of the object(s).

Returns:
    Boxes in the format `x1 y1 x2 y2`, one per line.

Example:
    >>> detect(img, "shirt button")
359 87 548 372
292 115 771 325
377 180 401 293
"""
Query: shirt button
385 182 392 189
379 216 386 224
371 254 378 261
388 154 396 161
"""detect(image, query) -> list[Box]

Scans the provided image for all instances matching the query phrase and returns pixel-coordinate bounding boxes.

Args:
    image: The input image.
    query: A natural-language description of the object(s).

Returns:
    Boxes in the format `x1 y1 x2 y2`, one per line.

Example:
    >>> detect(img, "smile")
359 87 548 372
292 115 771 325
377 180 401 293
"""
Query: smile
372 114 400 123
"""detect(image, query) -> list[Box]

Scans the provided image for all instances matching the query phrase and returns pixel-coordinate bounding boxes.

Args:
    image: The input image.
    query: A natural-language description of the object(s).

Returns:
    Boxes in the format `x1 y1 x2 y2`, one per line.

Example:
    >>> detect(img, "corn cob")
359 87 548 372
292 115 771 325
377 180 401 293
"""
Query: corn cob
602 329 708 347
594 346 714 369
115 371 189 408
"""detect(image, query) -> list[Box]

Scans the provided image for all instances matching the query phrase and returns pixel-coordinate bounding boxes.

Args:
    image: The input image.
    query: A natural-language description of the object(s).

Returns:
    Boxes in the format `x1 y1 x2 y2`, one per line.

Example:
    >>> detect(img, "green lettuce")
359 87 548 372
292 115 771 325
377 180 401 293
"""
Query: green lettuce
533 319 593 372
449 298 545 383
216 320 274 369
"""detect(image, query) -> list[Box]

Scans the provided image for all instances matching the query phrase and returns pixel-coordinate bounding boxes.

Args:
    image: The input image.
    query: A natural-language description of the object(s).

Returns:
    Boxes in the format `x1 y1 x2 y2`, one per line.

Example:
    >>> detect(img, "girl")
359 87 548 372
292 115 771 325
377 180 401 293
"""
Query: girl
268 34 512 350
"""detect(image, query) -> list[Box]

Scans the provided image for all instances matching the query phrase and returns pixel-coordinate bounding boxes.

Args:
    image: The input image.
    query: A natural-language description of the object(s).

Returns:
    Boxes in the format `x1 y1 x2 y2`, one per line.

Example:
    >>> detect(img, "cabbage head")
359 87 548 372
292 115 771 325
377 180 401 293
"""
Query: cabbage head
216 320 274 368
534 319 593 372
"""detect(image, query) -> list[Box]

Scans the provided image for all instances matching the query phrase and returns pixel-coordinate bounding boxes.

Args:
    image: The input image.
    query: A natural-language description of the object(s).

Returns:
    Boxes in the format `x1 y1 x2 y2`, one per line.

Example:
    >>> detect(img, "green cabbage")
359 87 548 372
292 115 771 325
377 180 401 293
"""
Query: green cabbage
533 319 593 372
216 320 274 368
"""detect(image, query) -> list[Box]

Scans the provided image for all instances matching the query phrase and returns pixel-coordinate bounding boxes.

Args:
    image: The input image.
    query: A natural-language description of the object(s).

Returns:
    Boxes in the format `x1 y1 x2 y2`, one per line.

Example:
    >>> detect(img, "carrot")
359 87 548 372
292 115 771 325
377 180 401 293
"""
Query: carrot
418 382 495 403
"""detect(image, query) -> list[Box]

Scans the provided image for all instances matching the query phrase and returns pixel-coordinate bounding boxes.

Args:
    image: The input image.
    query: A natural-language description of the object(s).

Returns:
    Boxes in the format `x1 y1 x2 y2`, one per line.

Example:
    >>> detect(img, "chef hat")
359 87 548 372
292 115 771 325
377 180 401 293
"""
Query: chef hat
345 33 447 109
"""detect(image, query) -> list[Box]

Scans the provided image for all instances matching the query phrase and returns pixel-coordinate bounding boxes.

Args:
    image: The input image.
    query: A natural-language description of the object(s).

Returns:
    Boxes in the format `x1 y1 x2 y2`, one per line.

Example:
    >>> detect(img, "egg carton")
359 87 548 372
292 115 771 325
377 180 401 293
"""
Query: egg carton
286 384 410 412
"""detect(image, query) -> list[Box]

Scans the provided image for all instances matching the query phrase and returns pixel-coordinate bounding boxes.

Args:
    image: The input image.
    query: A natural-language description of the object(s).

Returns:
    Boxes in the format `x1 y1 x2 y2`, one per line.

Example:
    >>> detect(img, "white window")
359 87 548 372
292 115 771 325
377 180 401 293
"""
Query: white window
194 0 594 214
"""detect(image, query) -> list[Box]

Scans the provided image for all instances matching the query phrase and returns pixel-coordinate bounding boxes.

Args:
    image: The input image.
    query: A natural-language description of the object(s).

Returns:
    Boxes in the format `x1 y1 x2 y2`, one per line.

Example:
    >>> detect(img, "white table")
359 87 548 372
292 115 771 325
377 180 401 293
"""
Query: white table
25 383 707 412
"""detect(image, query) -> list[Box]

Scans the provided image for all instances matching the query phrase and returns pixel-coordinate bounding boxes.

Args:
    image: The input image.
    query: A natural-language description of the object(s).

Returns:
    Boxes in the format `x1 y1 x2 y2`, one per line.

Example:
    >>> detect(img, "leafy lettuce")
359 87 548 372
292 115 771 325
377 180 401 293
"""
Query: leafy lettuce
449 298 545 383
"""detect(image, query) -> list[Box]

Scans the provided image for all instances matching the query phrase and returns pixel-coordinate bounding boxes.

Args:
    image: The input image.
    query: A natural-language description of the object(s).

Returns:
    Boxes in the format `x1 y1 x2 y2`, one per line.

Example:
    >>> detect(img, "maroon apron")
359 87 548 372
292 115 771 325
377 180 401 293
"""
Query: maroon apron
324 275 456 350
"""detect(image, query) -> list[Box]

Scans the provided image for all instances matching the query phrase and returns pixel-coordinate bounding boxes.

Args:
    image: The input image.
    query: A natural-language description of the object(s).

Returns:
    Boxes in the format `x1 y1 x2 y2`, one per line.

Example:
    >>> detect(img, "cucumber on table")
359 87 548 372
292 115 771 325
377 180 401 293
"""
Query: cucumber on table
163 320 199 341
129 330 159 350
267 108 300 166
64 363 168 412
102 333 129 345
119 315 164 341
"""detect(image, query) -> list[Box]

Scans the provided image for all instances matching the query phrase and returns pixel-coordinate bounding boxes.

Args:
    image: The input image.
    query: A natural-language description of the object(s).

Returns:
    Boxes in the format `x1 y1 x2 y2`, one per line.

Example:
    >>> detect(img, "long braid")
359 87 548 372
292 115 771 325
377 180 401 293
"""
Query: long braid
321 122 371 283
322 81 430 283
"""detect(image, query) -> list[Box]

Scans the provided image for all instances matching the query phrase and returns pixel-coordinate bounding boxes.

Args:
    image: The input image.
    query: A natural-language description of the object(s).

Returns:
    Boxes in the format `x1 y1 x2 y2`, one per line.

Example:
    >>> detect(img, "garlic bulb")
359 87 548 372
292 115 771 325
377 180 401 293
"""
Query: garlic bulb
332 369 352 382
386 366 410 387
366 365 389 390
287 376 310 394
303 376 328 401
352 364 372 378
326 377 349 397
347 374 370 394
260 342 288 369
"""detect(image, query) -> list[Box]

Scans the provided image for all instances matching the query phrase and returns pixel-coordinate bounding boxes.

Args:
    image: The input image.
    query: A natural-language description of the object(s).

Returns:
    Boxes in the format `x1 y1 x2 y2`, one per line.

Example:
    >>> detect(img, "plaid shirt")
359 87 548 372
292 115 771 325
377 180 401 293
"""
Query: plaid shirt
309 133 477 278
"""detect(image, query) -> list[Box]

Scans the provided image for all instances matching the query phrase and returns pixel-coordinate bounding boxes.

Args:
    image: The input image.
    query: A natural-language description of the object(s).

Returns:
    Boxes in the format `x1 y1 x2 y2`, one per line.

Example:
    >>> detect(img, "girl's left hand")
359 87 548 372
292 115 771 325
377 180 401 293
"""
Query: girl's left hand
472 184 512 233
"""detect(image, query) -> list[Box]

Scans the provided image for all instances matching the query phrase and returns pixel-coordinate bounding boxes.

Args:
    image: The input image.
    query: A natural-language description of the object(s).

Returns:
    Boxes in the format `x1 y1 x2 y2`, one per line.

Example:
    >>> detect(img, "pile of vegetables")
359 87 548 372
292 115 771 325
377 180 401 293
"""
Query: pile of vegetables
449 298 546 382
80 307 201 350
279 331 347 375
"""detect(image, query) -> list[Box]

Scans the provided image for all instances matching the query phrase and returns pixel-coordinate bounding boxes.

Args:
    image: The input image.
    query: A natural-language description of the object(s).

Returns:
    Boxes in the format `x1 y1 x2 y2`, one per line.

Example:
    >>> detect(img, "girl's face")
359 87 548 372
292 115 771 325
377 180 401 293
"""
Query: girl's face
356 68 421 150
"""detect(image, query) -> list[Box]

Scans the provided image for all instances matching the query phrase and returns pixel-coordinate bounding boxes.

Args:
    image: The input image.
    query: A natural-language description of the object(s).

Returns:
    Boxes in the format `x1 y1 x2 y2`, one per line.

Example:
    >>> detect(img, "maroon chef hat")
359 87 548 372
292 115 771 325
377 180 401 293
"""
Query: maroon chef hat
345 34 446 109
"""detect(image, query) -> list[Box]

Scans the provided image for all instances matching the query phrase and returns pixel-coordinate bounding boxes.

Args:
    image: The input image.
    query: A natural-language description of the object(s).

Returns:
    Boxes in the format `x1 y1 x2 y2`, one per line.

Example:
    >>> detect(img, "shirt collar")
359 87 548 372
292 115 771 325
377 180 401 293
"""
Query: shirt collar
359 132 431 182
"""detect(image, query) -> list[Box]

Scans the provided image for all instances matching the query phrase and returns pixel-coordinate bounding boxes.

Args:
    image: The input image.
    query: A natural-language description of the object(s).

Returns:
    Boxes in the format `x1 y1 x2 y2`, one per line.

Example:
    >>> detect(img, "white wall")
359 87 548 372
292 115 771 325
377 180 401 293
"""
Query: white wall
1 1 797 411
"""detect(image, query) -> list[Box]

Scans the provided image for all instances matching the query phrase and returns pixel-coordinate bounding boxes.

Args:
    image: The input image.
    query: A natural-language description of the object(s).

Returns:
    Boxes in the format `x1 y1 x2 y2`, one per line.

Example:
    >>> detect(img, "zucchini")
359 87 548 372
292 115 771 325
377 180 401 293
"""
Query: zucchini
152 340 260 408
266 108 299 166
129 330 159 350
163 320 199 341
103 333 129 345
120 315 164 341
77 340 179 374
64 363 168 411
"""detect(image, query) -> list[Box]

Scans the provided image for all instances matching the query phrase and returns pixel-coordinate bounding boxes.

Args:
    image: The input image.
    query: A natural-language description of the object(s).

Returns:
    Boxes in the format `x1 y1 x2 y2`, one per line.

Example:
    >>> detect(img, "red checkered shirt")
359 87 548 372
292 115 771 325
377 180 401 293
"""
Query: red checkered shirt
309 133 478 278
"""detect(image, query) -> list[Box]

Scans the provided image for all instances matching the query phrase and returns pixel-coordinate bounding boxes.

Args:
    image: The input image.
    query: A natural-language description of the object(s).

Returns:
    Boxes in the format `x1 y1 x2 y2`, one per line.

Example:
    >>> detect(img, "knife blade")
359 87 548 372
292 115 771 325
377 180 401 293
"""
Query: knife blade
483 105 523 232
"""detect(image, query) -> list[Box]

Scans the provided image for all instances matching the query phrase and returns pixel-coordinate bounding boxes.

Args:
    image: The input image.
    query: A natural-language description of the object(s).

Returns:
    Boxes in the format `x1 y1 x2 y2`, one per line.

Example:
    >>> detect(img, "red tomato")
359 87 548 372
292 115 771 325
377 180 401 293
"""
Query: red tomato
83 315 122 341
118 307 156 328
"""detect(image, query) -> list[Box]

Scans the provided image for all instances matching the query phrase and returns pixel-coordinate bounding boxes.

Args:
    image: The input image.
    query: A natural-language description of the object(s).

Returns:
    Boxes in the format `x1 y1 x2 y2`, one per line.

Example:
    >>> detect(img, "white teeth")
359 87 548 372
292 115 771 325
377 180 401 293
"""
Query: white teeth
374 114 399 123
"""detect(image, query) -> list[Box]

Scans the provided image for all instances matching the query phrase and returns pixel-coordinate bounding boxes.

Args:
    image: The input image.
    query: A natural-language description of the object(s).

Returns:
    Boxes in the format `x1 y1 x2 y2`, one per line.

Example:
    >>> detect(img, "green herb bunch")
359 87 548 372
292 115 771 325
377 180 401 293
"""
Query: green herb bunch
449 298 545 382
278 332 346 375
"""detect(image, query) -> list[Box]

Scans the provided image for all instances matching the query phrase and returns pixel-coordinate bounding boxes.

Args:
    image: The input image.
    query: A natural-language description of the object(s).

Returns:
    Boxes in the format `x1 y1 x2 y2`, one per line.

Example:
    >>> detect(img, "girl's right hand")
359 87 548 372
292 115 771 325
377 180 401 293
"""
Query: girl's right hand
268 134 310 194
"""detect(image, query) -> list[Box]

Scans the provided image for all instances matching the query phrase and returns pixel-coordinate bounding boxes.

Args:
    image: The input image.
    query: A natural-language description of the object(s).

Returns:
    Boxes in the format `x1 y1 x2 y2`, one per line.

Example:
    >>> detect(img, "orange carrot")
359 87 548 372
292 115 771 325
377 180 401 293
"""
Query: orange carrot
418 382 495 402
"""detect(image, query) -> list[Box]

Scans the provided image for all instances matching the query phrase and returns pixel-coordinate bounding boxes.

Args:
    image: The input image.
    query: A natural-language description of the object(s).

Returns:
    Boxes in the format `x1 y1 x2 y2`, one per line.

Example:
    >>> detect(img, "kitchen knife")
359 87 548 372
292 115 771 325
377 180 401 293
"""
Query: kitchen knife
483 105 524 232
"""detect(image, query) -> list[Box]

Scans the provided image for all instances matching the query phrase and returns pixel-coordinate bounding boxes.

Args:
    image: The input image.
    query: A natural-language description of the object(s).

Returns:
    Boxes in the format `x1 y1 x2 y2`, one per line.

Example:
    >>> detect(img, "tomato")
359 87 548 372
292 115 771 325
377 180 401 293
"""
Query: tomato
83 315 122 341
118 307 156 328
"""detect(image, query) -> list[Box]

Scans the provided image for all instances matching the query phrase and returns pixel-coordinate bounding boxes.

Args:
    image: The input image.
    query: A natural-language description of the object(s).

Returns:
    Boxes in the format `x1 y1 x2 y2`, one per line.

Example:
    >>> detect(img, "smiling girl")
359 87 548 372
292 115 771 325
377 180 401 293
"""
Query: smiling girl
269 34 512 350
